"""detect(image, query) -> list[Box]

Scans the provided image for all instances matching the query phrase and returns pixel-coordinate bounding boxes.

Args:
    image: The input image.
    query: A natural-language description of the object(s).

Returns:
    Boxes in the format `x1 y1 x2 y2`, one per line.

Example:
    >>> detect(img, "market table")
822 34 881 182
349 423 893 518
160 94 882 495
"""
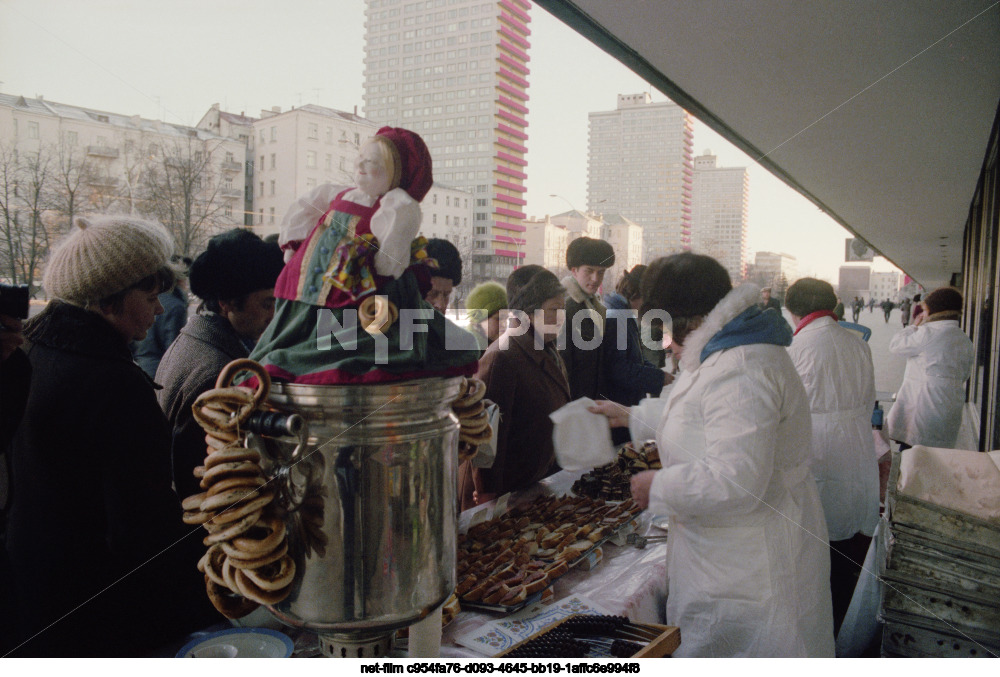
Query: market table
438 469 669 658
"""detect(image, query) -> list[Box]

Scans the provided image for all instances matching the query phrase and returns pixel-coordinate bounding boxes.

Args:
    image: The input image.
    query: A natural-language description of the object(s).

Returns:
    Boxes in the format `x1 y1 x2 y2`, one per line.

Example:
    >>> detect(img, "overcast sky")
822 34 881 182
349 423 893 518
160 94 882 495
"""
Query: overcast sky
0 0 901 282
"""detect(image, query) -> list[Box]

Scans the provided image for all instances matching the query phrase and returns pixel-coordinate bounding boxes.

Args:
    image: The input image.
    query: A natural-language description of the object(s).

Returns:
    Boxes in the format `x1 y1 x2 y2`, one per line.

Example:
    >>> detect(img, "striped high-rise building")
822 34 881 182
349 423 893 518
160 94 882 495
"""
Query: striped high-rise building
588 93 694 262
362 0 532 284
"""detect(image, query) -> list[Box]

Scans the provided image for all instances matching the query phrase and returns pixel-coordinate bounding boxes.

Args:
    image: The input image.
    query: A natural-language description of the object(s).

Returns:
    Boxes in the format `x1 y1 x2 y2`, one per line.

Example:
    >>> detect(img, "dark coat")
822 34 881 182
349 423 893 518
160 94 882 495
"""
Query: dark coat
156 311 249 500
458 327 570 509
560 291 608 401
132 286 188 378
602 292 665 406
4 302 214 656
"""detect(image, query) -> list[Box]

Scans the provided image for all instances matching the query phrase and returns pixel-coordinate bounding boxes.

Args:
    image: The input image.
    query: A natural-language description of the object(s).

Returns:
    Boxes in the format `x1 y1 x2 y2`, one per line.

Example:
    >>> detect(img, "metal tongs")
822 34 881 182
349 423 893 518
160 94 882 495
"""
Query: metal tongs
626 532 668 549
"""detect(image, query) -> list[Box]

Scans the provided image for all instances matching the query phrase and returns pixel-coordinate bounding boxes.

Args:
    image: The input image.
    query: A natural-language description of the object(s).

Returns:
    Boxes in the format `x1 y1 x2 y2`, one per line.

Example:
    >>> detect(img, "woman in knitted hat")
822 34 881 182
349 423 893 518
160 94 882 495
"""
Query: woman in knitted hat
249 127 479 384
589 252 834 657
5 215 215 656
465 280 507 351
457 266 569 511
886 286 974 450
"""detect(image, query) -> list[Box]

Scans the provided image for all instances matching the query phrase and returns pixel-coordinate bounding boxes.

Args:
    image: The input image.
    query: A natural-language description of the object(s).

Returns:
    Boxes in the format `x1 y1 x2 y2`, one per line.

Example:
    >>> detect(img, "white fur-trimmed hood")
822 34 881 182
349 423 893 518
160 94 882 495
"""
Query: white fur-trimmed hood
678 283 762 372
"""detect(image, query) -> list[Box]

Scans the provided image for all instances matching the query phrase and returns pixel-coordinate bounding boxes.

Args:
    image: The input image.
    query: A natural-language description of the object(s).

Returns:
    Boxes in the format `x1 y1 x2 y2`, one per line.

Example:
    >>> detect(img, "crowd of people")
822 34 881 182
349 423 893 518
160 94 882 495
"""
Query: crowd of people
0 125 979 658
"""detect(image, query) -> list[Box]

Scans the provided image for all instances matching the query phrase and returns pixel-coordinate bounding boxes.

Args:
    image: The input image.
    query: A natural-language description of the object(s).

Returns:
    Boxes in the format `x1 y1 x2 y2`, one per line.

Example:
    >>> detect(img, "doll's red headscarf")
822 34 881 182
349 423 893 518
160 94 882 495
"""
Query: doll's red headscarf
375 126 433 203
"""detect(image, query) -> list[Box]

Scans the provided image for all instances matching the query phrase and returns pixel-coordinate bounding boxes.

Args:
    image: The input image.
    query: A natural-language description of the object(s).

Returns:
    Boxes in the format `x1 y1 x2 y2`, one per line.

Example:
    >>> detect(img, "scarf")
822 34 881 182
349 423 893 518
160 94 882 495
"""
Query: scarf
793 310 839 336
700 304 793 363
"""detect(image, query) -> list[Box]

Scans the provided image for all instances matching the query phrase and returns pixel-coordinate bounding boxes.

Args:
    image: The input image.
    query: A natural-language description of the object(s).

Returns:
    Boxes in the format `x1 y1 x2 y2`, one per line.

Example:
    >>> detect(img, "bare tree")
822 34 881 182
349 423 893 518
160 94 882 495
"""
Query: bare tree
47 142 92 235
140 134 230 257
0 145 56 295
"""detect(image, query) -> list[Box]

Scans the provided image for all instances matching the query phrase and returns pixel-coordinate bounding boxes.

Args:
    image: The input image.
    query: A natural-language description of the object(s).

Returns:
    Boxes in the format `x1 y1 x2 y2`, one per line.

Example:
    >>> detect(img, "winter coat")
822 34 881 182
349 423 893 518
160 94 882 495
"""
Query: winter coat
630 285 834 657
788 316 880 541
4 302 213 656
602 292 665 406
466 326 570 499
132 286 188 378
156 311 250 500
886 319 974 448
559 276 607 401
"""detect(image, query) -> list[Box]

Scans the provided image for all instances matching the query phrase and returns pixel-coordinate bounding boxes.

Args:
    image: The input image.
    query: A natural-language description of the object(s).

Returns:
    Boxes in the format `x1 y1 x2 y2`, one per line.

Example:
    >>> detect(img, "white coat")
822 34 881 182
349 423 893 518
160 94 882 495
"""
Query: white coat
788 316 880 541
886 319 974 448
630 285 835 657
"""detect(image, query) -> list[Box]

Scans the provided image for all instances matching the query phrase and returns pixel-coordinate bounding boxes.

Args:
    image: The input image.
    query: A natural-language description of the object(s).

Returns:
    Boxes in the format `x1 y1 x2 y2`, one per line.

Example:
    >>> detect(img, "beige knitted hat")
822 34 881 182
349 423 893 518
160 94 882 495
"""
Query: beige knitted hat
43 215 174 305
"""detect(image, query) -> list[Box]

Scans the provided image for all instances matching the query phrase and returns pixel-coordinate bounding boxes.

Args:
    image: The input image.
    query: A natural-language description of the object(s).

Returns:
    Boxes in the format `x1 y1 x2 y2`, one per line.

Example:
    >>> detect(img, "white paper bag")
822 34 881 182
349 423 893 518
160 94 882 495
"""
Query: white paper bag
549 397 615 471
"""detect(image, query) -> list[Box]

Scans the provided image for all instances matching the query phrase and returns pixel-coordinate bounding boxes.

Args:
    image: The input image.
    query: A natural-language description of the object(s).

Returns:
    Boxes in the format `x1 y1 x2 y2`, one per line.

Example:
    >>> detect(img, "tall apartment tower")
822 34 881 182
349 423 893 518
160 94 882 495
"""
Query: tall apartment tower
691 151 749 281
362 0 532 284
588 93 694 262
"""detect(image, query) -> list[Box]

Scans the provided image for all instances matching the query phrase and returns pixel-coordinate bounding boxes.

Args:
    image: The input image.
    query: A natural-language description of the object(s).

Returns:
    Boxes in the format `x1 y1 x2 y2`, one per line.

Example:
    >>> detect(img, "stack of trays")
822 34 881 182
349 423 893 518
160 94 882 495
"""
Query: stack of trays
879 454 1000 657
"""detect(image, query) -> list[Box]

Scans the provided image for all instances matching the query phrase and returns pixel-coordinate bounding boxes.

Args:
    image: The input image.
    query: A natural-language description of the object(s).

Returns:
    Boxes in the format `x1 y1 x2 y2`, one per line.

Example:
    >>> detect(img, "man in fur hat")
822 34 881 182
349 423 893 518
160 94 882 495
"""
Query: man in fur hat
560 236 615 400
155 228 284 499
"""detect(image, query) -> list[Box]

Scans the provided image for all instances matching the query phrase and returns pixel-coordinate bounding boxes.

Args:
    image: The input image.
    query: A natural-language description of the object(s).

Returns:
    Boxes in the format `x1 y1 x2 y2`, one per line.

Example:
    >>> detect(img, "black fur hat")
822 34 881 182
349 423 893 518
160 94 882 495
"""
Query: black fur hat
425 238 462 286
566 237 615 269
189 228 284 302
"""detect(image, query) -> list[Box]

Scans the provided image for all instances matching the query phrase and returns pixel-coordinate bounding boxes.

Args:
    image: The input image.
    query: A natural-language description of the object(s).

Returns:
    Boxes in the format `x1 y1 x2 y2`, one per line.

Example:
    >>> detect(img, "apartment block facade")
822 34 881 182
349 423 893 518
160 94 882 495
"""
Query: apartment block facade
691 151 749 282
363 0 532 285
0 93 246 264
588 92 694 262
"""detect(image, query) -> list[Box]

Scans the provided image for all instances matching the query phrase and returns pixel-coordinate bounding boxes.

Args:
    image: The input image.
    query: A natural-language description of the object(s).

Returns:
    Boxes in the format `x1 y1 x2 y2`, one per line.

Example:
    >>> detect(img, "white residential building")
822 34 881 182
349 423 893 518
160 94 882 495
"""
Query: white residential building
691 151 749 282
871 270 903 302
522 215 568 272
420 182 476 269
602 212 644 290
197 104 257 226
0 93 247 258
250 104 378 237
588 92 694 262
752 251 799 288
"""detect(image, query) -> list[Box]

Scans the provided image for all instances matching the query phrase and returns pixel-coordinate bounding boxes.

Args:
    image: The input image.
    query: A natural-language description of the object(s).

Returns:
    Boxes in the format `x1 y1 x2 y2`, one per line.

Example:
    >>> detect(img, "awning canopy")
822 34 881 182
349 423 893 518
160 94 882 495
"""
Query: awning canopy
537 0 1000 289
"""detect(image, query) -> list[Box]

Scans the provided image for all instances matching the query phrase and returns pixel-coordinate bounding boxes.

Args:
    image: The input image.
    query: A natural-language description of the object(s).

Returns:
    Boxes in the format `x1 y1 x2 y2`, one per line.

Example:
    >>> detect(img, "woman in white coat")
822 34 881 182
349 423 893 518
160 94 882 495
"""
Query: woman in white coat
591 253 834 657
785 278 880 636
886 287 974 450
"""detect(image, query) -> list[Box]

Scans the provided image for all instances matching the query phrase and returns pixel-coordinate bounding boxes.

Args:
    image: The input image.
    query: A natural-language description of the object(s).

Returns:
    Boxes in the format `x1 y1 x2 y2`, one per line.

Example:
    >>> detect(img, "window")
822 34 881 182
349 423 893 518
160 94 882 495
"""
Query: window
259 208 264 225
308 123 318 139
325 154 332 170
260 130 265 143
270 127 277 141
259 181 264 195
432 214 437 224
306 151 317 168
224 204 233 218
66 131 78 146
270 154 276 169
269 207 276 224
225 151 234 163
260 155 265 170
270 180 275 196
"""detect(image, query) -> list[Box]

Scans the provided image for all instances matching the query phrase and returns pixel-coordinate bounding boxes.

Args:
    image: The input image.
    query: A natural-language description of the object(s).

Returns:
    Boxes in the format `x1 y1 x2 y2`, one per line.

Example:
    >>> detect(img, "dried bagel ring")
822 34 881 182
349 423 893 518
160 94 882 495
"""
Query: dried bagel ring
203 508 262 545
223 539 288 569
206 491 274 527
199 460 263 490
182 492 208 512
200 486 262 513
206 474 266 497
460 426 493 446
459 415 489 434
243 554 296 591
234 567 290 605
182 509 212 525
204 575 259 619
204 447 262 469
198 545 229 588
453 378 486 408
358 295 397 335
214 359 270 410
453 400 485 418
230 516 286 556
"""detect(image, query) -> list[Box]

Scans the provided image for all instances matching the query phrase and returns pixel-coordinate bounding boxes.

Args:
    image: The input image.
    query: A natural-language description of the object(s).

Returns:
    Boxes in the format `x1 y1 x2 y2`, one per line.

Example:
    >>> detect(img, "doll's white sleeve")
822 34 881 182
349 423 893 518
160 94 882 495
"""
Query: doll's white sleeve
370 187 422 279
279 184 349 259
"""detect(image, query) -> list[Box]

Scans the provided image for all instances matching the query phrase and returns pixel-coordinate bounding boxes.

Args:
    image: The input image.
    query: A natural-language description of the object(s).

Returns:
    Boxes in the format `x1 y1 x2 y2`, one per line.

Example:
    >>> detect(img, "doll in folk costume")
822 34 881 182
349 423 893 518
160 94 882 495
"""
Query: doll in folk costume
249 126 479 384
